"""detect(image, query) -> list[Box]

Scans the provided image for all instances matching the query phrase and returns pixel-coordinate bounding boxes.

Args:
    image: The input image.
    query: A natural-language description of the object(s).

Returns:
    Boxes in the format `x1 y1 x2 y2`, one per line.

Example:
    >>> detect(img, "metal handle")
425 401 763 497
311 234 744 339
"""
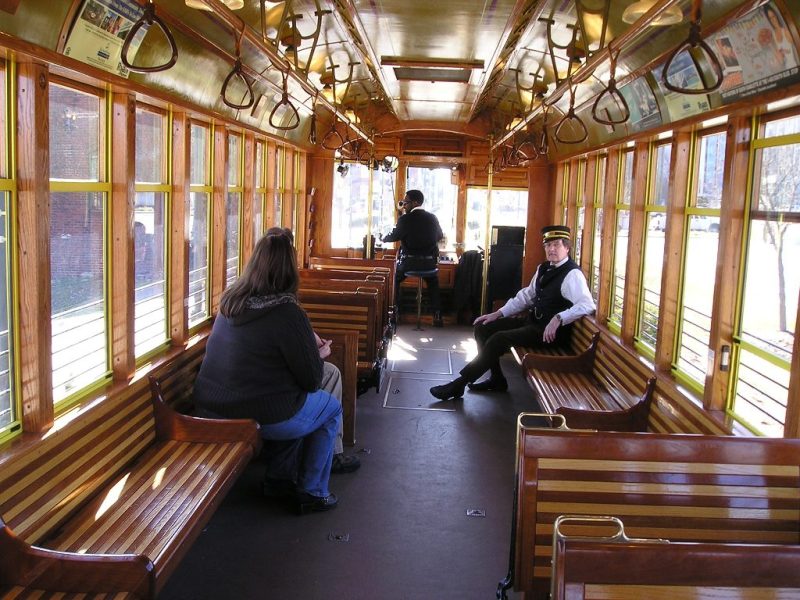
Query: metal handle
121 2 178 74
268 71 301 131
662 1 723 94
221 59 255 110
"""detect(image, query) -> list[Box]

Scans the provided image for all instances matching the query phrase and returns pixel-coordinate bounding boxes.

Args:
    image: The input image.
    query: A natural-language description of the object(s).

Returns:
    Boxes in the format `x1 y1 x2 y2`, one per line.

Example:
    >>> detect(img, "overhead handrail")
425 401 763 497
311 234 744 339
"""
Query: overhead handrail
554 84 589 144
591 48 630 125
662 0 724 94
121 0 178 73
220 27 255 110
268 70 301 130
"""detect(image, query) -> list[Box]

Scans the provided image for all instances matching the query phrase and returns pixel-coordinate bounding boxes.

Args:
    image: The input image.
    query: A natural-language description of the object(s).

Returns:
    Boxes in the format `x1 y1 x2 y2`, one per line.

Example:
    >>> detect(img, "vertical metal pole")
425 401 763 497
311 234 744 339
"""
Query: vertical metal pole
480 137 494 315
366 156 375 259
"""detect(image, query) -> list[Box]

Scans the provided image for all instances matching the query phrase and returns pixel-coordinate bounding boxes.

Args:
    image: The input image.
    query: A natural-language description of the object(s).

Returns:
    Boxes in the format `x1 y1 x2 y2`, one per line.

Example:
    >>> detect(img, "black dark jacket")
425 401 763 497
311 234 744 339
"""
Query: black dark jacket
193 301 322 425
382 208 443 260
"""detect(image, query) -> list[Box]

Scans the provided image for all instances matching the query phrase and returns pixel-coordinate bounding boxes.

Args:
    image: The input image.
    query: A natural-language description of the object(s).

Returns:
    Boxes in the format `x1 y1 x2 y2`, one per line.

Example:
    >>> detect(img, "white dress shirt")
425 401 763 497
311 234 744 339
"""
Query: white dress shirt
498 258 596 325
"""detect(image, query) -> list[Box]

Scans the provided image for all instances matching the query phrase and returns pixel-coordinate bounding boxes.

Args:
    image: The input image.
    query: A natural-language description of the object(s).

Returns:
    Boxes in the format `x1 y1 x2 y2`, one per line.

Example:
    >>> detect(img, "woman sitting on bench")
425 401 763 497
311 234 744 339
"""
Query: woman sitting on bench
194 231 342 514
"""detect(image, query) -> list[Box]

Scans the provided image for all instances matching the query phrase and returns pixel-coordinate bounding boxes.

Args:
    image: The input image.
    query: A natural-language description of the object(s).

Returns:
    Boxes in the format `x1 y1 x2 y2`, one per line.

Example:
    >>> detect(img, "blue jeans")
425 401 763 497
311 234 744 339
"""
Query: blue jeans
259 390 342 498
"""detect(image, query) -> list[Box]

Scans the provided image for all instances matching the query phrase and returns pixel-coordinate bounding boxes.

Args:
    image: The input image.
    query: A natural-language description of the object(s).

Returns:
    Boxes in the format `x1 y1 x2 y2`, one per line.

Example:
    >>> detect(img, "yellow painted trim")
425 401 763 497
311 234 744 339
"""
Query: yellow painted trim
50 181 111 192
134 183 171 193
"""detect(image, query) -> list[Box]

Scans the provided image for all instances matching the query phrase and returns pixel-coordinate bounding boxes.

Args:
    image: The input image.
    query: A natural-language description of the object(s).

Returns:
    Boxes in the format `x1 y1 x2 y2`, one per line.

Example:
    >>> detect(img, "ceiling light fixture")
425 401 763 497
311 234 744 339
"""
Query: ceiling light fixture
185 0 244 10
622 0 683 26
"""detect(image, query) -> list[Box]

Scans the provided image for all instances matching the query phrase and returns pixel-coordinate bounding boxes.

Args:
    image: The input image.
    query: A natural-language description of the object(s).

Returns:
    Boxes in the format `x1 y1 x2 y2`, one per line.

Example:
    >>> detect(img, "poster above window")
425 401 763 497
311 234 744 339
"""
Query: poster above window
710 2 800 104
63 0 146 79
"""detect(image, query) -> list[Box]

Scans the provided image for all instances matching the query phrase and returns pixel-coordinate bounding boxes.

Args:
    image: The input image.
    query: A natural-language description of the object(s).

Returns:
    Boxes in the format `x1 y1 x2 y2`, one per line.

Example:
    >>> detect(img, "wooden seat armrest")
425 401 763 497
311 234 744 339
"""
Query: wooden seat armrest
0 520 155 598
149 377 262 454
522 332 600 374
555 377 656 432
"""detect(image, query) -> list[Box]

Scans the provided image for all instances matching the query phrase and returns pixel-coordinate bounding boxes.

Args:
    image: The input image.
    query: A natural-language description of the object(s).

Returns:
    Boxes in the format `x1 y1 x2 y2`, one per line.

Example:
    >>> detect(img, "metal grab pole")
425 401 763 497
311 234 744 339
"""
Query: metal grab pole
365 158 375 259
480 137 494 315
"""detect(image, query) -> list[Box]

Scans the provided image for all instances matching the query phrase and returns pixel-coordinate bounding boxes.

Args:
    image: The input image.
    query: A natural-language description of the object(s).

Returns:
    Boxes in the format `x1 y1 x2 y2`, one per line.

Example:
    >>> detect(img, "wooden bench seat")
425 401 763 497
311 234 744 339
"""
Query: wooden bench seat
0 349 261 599
522 332 656 431
551 516 800 599
514 318 738 435
308 256 396 308
498 423 800 599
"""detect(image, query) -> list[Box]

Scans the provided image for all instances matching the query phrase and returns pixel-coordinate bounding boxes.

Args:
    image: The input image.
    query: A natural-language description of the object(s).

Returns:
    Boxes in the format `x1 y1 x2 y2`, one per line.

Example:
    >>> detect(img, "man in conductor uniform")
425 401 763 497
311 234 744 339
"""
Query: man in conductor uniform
430 225 595 400
381 189 444 327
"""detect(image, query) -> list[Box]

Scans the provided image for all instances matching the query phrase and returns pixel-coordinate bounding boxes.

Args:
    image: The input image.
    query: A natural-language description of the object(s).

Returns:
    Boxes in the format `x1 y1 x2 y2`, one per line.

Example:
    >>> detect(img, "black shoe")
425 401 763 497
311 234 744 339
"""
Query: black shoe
430 380 466 401
262 478 296 499
331 453 361 474
433 311 444 328
468 377 509 392
295 491 338 514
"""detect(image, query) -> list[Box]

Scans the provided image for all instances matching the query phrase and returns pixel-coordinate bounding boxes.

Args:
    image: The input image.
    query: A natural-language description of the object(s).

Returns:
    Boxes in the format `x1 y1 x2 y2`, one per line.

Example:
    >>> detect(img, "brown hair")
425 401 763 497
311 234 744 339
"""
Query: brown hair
219 231 298 317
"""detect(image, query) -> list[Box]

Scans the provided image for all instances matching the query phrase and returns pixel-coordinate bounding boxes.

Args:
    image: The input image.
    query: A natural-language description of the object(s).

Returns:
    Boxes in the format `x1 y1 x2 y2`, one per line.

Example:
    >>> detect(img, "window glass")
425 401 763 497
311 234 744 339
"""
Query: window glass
332 161 371 249
254 141 265 240
574 159 586 265
754 144 800 213
50 192 106 401
406 166 457 252
639 143 671 349
590 156 607 302
371 168 398 251
135 108 163 184
49 84 100 181
609 150 633 329
226 192 241 286
188 192 209 326
273 147 282 227
0 63 7 180
676 131 725 384
0 192 14 432
764 113 800 137
190 124 208 186
133 192 167 356
228 133 241 187
733 219 798 435
465 188 528 251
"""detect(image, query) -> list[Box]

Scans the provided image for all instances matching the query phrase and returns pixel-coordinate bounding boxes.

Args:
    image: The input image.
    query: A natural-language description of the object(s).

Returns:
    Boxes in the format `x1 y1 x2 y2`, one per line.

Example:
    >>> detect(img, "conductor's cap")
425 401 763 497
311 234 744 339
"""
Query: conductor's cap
541 225 570 243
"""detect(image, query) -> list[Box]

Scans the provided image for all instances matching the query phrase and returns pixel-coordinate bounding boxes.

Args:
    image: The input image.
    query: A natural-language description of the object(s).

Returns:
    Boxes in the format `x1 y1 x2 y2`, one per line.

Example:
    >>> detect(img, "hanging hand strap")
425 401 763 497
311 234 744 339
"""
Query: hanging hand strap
121 0 178 73
662 0 724 94
592 49 630 125
221 29 255 110
554 84 589 144
269 70 301 130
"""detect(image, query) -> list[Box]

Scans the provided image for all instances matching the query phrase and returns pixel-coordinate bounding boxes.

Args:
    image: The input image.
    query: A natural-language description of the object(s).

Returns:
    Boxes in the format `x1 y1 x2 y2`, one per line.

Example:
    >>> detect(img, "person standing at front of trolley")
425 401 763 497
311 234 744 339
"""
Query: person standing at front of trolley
381 189 445 327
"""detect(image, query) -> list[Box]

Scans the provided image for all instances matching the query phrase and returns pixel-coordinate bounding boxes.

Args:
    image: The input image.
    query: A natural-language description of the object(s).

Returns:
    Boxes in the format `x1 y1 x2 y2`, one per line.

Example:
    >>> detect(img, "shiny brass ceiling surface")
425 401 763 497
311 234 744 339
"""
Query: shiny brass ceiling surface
354 0 520 122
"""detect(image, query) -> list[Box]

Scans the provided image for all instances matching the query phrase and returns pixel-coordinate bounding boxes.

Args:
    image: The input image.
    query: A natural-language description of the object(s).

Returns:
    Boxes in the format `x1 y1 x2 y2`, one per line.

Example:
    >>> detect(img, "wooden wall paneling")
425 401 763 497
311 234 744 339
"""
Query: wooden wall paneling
784 290 800 437
170 111 189 346
597 148 620 325
705 115 752 411
282 147 294 231
210 124 227 314
455 164 466 258
241 132 255 266
525 163 554 283
620 141 649 343
16 60 53 431
579 156 597 277
308 155 333 256
265 141 277 230
110 92 135 380
655 131 691 373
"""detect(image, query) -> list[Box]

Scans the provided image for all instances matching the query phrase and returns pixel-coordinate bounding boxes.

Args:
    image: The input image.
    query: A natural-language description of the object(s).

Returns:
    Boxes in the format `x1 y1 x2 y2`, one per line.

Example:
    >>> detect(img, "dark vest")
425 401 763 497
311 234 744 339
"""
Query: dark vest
531 258 580 323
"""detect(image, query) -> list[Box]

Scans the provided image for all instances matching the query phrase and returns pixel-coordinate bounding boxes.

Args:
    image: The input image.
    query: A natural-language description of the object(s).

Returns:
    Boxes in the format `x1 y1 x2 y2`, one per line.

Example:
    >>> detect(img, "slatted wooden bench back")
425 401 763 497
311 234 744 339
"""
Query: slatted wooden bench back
308 256 396 306
0 378 157 548
298 289 379 372
551 521 800 599
147 337 208 413
299 269 391 335
509 425 800 598
299 278 387 341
